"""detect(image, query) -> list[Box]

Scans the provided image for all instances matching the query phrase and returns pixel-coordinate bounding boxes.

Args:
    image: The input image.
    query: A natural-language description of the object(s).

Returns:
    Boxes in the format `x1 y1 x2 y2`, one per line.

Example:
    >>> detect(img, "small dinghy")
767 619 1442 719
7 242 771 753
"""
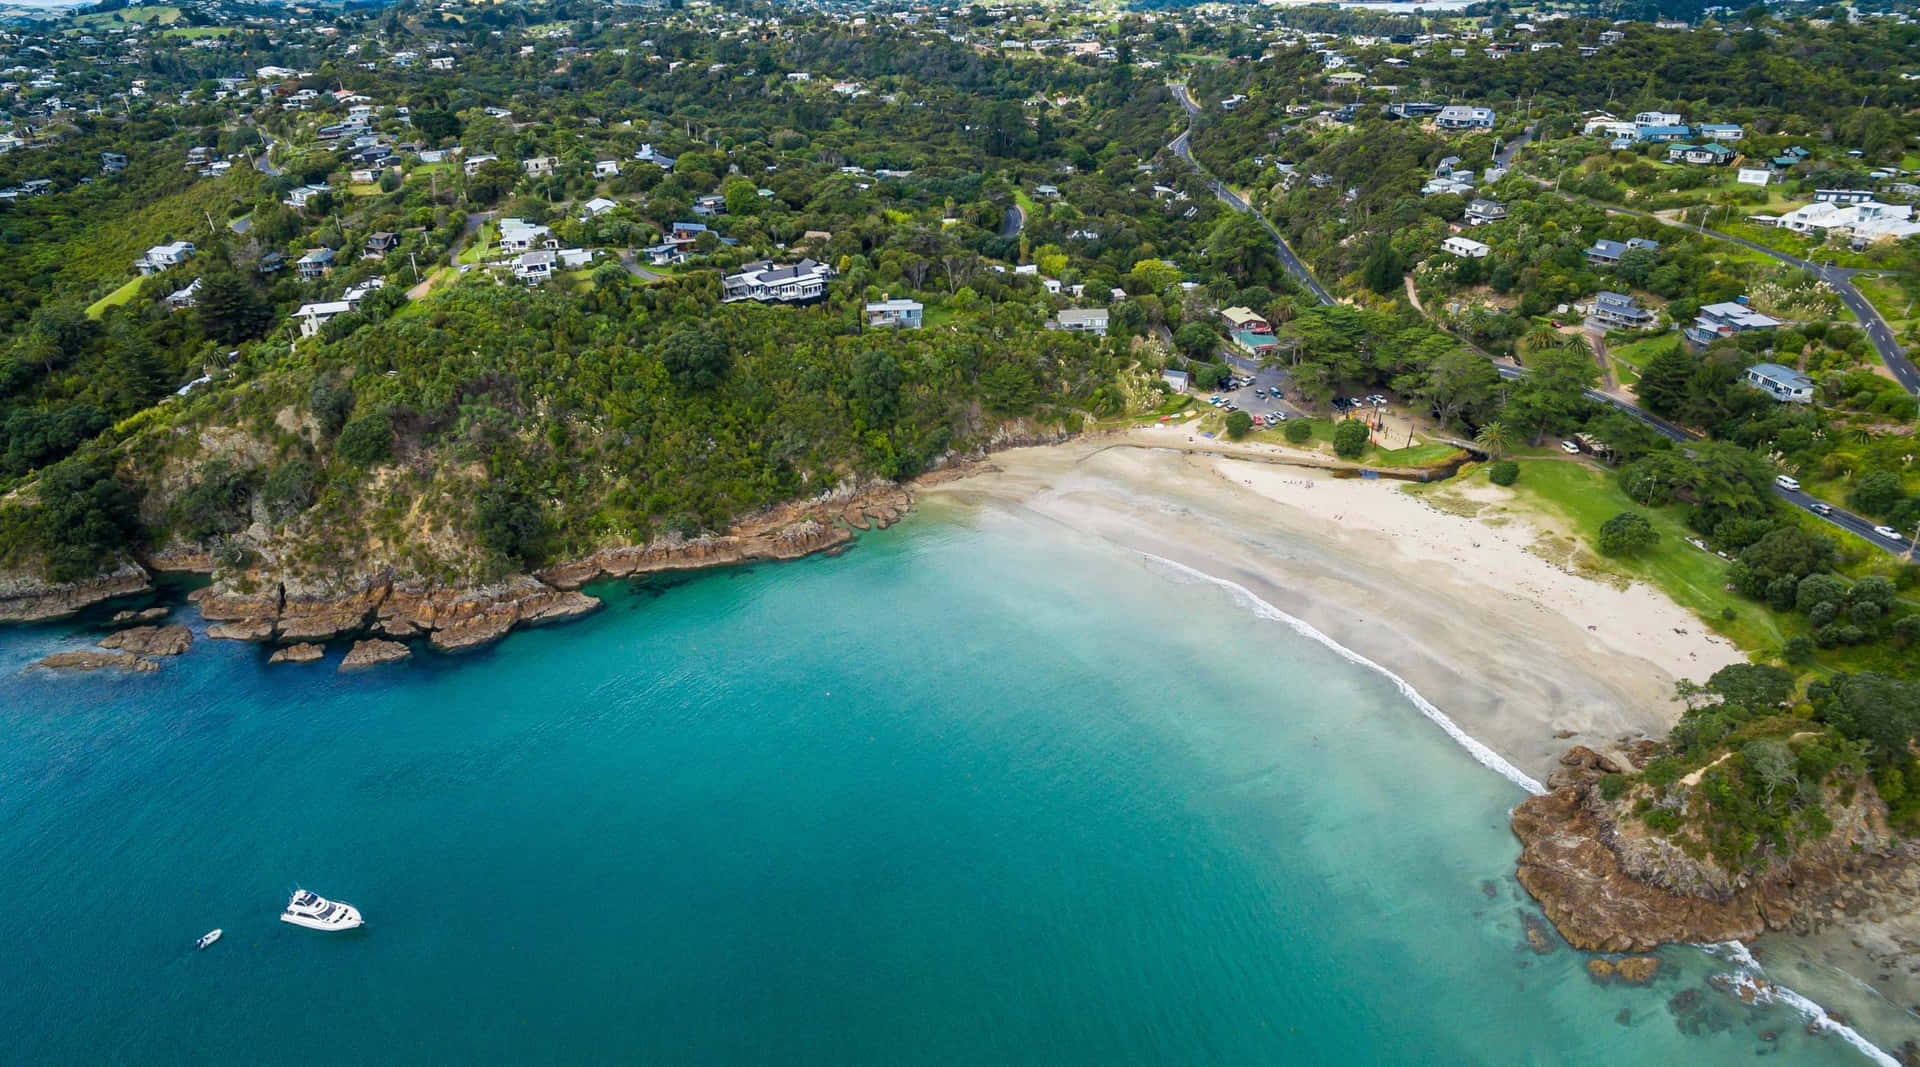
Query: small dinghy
195 929 222 951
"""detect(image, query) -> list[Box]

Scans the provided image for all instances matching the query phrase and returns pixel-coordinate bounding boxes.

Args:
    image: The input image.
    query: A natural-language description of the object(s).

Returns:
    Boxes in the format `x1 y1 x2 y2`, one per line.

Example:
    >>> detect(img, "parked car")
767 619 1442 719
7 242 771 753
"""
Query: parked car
1560 440 1581 455
1873 525 1902 541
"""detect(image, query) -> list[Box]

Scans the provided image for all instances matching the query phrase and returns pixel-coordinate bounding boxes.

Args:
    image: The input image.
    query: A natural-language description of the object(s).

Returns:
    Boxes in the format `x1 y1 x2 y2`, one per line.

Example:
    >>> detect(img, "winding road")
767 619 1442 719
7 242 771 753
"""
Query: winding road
1167 83 1334 305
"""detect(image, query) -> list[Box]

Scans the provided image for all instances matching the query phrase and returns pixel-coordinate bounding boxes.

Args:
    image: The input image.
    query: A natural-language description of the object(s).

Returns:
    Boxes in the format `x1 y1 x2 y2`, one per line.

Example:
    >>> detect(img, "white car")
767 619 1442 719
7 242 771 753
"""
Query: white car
1874 525 1902 542
1560 440 1581 455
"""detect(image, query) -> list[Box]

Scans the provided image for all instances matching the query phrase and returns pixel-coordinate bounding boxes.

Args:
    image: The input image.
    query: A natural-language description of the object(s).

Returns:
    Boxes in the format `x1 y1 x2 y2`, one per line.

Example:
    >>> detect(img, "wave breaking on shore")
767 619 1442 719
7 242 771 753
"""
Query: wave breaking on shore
1138 551 1547 796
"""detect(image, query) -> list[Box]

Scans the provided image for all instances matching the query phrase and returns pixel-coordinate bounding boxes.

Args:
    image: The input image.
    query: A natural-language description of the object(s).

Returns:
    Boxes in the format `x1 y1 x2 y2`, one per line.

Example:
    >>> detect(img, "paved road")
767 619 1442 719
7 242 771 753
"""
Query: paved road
1494 123 1536 170
1000 203 1025 239
1488 363 1915 555
1167 83 1334 305
1552 192 1919 394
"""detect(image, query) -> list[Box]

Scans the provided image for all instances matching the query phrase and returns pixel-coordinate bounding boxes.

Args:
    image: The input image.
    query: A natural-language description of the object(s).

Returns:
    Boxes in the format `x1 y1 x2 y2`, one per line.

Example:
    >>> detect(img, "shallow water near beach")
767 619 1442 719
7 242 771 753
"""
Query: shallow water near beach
0 501 1898 1064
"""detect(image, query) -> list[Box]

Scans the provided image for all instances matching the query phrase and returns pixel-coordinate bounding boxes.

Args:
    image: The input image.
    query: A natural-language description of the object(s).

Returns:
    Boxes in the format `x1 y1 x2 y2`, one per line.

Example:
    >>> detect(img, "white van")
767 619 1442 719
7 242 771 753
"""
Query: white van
1774 475 1801 492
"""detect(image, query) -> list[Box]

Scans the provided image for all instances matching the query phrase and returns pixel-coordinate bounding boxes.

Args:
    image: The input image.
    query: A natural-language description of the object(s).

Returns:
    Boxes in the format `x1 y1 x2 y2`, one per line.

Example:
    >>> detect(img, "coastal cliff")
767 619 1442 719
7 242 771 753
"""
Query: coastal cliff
0 560 152 623
184 482 915 654
1513 746 1913 952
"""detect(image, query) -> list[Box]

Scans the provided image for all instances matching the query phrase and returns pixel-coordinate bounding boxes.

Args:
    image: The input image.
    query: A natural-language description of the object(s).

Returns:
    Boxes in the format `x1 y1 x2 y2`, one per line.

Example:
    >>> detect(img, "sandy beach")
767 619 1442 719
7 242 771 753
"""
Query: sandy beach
923 429 1743 784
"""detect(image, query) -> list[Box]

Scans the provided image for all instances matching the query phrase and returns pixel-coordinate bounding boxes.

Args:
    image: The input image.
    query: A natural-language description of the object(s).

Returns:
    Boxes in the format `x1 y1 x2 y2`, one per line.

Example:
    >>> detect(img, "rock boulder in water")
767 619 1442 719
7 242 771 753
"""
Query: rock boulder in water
98 625 193 656
340 639 411 671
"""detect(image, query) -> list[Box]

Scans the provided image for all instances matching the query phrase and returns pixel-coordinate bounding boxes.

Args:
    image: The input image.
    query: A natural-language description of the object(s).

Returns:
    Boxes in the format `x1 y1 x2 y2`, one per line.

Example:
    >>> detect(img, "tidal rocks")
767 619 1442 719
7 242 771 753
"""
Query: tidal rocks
268 643 324 664
0 561 152 623
1586 955 1662 986
207 619 275 641
109 606 171 626
32 650 158 673
98 624 193 656
1520 910 1557 954
339 639 410 671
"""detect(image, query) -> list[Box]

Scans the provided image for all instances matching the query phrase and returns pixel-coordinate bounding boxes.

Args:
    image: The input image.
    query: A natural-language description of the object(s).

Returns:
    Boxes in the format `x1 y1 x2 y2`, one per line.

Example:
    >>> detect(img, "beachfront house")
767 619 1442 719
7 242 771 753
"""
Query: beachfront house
1743 362 1815 404
865 298 924 329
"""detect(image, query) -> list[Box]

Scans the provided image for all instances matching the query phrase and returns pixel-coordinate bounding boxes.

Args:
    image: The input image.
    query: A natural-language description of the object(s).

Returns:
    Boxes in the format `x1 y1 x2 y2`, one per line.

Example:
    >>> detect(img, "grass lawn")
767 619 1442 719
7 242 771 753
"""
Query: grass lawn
86 276 145 318
1854 273 1917 343
1606 334 1679 386
457 222 497 265
1476 458 1788 655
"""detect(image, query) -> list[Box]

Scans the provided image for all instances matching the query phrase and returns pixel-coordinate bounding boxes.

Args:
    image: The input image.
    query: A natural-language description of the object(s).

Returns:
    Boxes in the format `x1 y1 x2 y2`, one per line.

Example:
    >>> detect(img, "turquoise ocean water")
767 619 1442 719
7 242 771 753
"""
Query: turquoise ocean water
0 502 1894 1064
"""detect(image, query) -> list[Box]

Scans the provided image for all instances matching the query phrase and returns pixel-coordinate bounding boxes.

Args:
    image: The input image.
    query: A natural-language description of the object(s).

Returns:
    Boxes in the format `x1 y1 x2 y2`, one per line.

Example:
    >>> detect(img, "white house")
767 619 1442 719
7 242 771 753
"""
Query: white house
1435 105 1494 130
498 218 556 252
514 250 556 285
137 241 195 275
593 159 621 178
1441 236 1490 258
1050 308 1109 336
293 300 352 338
1743 362 1814 403
579 196 618 219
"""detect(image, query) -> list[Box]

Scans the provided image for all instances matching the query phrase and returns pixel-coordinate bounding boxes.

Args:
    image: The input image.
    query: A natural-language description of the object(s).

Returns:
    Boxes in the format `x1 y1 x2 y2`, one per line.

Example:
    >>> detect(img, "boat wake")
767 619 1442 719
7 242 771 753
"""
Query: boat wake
1137 551 1546 796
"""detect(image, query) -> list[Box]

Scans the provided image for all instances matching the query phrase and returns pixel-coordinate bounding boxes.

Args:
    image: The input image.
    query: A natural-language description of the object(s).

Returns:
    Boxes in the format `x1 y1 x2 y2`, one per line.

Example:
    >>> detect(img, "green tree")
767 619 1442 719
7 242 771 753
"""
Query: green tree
196 270 271 345
1283 419 1312 444
1225 410 1254 439
1850 470 1907 517
1174 321 1218 359
1488 459 1520 486
1473 420 1512 459
1634 344 1694 418
336 413 393 468
1597 511 1659 556
1332 418 1369 459
23 454 141 582
659 327 730 391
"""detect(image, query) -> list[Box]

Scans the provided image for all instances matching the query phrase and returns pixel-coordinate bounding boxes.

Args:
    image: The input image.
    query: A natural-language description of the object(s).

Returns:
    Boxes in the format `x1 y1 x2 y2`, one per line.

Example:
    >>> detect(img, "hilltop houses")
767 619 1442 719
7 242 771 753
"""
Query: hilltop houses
1585 237 1659 267
1743 362 1815 403
722 259 834 303
1442 235 1490 258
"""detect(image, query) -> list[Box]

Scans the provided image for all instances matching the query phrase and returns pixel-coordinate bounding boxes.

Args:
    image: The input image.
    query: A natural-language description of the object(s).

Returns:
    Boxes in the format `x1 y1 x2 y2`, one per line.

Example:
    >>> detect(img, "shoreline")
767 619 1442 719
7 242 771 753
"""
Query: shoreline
920 431 1744 783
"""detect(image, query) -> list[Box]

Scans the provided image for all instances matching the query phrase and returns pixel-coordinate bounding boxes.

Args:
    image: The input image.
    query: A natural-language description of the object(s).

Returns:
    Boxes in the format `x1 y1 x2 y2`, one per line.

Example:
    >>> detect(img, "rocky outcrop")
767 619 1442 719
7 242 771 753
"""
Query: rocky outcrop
178 482 909 657
1585 956 1663 986
1513 746 1910 953
109 606 172 626
268 642 324 664
32 650 158 673
98 624 193 656
536 482 912 591
339 639 410 670
0 560 151 623
192 573 599 654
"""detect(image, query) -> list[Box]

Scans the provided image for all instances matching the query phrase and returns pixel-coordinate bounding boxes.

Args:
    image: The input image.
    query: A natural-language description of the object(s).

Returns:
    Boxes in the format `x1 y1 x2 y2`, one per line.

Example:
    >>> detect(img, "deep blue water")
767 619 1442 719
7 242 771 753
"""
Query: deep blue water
0 505 1884 1064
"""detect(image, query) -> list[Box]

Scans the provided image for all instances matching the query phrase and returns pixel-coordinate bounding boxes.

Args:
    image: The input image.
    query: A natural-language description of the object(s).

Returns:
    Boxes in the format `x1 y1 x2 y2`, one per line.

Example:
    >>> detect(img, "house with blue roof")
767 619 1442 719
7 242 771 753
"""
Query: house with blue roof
1636 125 1692 144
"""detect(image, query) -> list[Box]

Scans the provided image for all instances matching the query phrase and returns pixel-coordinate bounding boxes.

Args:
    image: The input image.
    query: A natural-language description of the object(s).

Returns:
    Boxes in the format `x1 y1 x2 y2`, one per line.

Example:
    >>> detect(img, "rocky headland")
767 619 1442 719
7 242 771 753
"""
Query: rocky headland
0 561 152 623
1512 746 1915 953
179 482 916 657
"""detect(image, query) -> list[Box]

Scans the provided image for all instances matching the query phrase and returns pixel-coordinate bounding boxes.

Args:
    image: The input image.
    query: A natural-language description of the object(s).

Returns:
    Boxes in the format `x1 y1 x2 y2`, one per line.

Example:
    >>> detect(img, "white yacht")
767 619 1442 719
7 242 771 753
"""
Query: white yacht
280 890 363 931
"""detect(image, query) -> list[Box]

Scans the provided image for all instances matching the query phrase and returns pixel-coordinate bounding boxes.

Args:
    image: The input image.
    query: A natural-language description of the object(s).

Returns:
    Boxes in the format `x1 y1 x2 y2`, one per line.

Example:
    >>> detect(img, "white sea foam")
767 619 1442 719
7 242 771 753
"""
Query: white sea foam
1138 551 1547 796
1697 941 1900 1066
